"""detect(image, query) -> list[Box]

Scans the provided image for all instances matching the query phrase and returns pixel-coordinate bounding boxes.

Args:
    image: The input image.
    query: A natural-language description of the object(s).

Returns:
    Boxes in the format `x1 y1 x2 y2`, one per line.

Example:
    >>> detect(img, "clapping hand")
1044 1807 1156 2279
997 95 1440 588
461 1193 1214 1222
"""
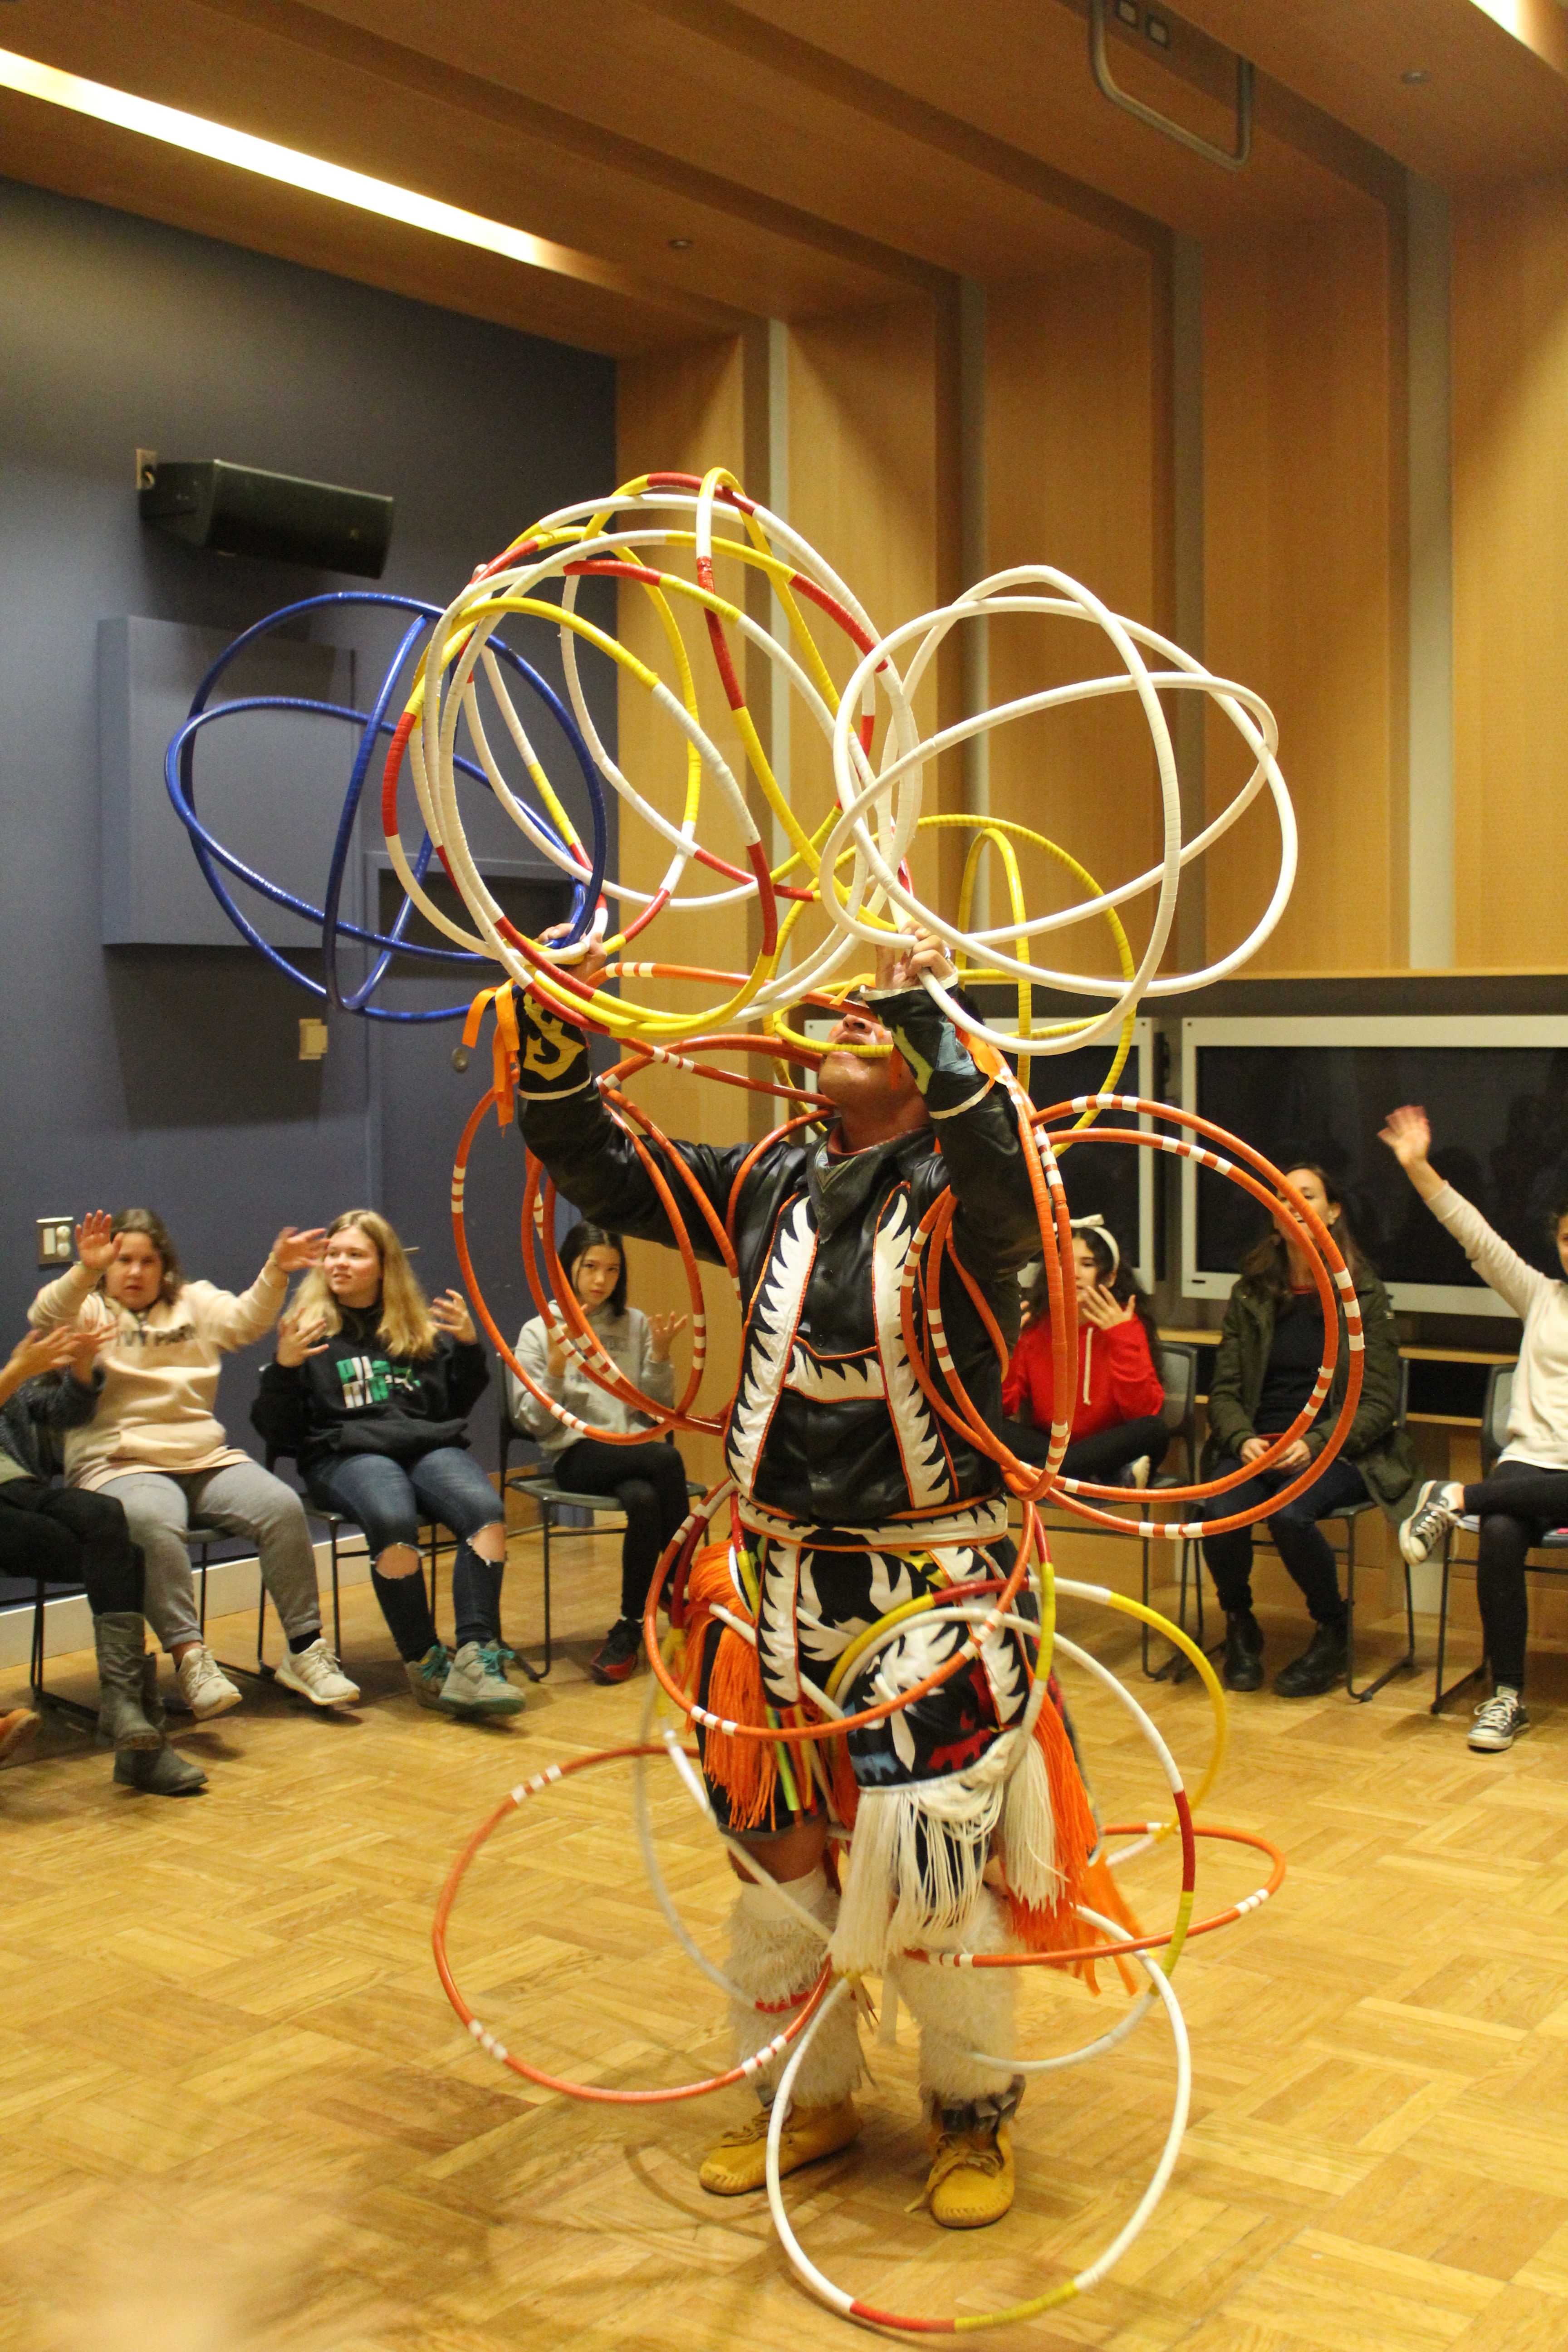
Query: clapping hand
276 1308 331 1369
5 1326 84 1382
431 1289 478 1345
648 1311 688 1363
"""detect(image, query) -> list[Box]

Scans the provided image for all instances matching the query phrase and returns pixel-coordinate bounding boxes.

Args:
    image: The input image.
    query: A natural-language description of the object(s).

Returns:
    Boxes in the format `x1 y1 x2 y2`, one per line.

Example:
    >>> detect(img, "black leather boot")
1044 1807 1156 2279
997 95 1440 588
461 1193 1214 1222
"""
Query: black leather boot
1222 1610 1265 1691
1274 1618 1349 1699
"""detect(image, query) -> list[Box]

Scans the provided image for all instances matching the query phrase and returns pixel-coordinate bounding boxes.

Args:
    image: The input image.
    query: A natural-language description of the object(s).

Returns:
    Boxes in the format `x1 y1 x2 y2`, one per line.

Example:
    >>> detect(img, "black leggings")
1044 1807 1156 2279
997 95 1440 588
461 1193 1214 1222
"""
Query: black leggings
1459 1460 1568 1693
1000 1415 1169 1485
0 1480 142 1613
554 1438 693 1623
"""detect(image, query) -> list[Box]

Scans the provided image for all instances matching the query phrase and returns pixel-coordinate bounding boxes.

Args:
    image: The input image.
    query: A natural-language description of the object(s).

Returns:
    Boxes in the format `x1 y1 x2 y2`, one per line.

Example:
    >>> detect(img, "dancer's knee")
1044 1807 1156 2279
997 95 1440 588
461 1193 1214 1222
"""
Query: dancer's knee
729 1817 828 1884
376 1542 422 1579
470 1521 507 1563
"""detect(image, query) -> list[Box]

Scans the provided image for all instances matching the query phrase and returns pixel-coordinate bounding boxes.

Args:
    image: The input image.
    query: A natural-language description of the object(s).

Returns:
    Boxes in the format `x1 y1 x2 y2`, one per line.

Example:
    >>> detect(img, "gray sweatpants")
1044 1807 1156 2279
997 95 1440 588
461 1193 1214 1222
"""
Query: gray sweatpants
99 1461 322 1653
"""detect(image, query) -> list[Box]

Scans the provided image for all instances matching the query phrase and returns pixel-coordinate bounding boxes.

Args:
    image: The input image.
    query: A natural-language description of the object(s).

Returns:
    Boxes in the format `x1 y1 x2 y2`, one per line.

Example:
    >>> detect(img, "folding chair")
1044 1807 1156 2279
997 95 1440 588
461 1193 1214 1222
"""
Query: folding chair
1431 1362 1568 1714
27 1571 95 1728
498 1403 704 1677
1334 1359 1416 1702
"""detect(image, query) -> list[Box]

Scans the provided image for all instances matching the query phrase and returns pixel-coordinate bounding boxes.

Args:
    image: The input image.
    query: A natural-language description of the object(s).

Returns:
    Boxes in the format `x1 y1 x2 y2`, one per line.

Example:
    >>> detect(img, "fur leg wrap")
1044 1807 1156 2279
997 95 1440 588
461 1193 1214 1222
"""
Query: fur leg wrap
725 1867 864 2109
899 1886 1023 2121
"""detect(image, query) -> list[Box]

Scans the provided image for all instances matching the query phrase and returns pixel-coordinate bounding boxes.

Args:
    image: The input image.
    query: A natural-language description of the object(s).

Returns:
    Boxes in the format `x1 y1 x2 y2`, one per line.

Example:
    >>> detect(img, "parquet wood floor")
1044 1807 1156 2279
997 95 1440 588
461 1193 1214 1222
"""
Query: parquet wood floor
5 1532 1568 2352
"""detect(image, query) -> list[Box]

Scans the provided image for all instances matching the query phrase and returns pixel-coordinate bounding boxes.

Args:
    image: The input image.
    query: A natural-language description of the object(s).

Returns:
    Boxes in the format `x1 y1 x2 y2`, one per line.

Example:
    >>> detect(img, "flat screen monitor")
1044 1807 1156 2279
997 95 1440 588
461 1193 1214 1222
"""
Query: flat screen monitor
793 1008 1156 1288
1180 1016 1568 1316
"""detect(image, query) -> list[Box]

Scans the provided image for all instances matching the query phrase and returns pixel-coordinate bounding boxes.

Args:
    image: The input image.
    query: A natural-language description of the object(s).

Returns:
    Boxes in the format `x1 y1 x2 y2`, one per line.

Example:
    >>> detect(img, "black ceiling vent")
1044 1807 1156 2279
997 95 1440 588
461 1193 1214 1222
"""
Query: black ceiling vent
139 459 393 578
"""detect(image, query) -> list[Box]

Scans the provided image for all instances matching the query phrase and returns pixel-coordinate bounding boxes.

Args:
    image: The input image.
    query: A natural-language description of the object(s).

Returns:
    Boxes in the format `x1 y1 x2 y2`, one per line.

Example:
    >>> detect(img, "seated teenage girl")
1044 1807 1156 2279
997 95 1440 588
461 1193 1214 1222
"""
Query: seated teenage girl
1383 1104 1568 1752
509 1221 691 1685
30 1210 357 1721
252 1210 519 1720
0 1323 204 1793
1200 1163 1416 1699
1001 1216 1168 1487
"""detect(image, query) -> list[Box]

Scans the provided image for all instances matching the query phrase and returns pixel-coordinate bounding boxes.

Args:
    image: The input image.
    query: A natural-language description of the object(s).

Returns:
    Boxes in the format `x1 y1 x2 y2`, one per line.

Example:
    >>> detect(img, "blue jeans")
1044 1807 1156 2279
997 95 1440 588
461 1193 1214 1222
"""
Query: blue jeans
1200 1451 1367 1623
309 1446 505 1645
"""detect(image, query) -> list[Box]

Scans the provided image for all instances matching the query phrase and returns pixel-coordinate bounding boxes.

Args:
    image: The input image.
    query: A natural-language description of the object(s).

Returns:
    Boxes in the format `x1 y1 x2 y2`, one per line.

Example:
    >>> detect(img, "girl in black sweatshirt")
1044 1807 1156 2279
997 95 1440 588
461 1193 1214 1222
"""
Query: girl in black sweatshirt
252 1210 519 1720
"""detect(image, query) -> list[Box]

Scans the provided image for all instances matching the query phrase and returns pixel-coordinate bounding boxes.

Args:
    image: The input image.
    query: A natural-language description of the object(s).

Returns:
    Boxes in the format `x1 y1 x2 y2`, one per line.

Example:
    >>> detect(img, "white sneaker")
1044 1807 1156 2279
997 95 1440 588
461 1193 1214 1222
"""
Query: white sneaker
274 1637 360 1708
176 1645 242 1720
1469 1688 1529 1753
1401 1480 1462 1566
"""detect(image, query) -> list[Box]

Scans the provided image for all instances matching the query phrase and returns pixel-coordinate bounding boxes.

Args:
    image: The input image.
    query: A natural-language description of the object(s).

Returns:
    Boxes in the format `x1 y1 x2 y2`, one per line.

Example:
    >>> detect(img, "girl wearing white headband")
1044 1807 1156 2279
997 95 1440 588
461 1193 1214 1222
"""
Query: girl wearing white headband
1000 1215 1167 1489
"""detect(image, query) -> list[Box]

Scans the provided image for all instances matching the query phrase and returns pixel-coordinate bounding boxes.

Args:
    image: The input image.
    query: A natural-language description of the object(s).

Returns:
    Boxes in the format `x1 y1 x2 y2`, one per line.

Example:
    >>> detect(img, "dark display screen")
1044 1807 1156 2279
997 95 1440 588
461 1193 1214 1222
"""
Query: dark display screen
1193 1044 1568 1289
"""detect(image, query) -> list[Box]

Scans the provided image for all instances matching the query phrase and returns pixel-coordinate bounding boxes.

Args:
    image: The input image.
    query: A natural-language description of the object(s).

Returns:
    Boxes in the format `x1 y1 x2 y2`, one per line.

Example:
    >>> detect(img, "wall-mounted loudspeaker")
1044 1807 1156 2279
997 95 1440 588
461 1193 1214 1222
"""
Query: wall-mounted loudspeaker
138 459 393 578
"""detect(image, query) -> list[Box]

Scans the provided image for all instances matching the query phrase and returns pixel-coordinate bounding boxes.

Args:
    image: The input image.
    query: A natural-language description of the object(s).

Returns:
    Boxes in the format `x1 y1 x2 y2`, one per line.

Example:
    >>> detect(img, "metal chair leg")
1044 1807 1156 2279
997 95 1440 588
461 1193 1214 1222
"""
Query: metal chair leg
1346 1515 1416 1703
29 1577 97 1728
1431 1533 1485 1714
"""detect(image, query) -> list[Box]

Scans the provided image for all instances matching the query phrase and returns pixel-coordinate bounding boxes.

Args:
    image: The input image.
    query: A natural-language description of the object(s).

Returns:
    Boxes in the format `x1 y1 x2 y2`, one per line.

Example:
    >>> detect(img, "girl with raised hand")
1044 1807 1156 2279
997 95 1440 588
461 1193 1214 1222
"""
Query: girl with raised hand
1200 1164 1416 1700
252 1210 518 1719
1382 1104 1568 1751
509 1222 691 1685
0 1321 205 1793
1001 1215 1167 1489
30 1210 356 1721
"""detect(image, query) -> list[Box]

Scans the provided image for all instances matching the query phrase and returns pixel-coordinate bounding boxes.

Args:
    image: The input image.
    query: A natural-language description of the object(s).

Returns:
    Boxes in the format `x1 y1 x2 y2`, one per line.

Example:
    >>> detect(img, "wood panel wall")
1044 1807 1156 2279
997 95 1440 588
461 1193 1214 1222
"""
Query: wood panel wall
1202 205 1408 975
1453 175 1568 969
611 335 751 1486
983 252 1166 987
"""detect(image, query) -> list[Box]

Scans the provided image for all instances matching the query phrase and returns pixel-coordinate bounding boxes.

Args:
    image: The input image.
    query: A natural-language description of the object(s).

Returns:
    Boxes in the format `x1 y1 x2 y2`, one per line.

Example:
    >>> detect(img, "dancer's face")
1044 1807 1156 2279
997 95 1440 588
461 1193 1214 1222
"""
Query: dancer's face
571 1245 622 1311
816 1004 926 1141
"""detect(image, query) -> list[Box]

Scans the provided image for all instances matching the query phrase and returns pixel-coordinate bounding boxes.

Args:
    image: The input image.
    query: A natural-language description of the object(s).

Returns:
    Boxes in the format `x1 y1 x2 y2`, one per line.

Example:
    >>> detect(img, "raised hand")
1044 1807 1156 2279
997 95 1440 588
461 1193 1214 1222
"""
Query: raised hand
275 1308 331 1369
271 1227 328 1274
648 1311 688 1363
873 924 956 993
539 920 610 990
1378 1105 1431 1170
431 1289 478 1346
1078 1285 1136 1333
74 1210 118 1275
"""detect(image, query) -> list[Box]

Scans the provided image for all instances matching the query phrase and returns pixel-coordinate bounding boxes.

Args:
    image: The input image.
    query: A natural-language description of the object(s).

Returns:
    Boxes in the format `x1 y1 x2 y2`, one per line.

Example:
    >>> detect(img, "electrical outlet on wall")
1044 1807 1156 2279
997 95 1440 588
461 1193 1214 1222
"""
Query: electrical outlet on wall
36 1218 74 1268
299 1017 328 1060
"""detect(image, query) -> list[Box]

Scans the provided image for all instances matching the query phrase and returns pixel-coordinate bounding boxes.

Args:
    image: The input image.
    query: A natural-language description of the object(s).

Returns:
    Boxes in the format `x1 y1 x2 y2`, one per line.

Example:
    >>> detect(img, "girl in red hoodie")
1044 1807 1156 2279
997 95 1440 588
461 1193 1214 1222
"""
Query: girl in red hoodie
1001 1217 1167 1485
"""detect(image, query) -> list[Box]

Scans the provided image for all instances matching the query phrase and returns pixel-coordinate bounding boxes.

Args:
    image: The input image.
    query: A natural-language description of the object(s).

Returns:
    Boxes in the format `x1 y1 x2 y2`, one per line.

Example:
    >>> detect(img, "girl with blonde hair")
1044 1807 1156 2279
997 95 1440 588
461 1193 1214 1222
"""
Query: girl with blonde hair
252 1211 518 1719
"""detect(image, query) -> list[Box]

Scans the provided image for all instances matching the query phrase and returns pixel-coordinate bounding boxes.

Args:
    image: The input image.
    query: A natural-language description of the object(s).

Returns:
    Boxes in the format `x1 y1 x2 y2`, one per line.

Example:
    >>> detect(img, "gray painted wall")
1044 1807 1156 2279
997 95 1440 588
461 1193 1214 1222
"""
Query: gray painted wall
0 177 617 1466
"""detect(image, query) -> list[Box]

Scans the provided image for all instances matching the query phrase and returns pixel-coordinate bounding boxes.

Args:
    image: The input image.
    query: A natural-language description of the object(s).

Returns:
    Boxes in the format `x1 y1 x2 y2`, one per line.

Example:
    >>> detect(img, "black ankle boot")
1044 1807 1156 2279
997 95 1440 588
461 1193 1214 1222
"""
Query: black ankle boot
1274 1618 1349 1698
1222 1610 1264 1691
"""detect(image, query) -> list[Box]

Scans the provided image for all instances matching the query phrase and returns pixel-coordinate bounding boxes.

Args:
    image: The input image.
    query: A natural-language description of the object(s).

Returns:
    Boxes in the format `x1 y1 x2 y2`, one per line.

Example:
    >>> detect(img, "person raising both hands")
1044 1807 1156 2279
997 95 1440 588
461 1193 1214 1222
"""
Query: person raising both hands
29 1208 358 1725
1382 1104 1568 1752
253 1211 518 1720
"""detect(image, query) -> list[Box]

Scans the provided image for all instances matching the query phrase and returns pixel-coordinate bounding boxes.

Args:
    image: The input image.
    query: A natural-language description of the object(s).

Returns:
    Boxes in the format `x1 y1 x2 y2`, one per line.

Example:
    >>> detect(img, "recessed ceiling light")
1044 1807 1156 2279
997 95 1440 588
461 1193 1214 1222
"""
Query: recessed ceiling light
668 236 693 250
0 44 599 279
1401 67 1431 83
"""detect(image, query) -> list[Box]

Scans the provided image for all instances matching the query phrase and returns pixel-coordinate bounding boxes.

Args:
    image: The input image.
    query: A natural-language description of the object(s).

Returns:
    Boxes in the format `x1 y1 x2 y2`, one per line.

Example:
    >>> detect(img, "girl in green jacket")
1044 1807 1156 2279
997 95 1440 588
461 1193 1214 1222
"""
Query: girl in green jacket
1201 1164 1416 1698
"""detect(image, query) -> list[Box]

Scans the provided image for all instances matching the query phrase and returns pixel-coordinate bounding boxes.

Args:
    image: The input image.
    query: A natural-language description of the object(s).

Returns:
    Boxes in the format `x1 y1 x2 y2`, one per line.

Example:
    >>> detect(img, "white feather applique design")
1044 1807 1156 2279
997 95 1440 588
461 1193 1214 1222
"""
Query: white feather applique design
872 1195 951 1508
756 1544 802 1704
725 1199 816 1494
784 1345 885 1403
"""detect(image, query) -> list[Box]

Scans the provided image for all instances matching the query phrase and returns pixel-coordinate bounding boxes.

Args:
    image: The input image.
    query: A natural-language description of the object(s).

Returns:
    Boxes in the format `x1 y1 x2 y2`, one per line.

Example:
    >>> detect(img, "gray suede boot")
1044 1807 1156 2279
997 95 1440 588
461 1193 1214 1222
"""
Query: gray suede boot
93 1613 161 1751
110 1648 208 1796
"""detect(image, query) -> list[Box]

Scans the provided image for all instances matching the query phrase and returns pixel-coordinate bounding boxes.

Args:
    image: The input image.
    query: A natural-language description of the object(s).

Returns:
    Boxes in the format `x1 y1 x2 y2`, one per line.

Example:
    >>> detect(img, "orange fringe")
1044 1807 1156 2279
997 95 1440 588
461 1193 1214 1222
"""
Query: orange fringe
680 1541 778 1833
1006 1700 1143 1994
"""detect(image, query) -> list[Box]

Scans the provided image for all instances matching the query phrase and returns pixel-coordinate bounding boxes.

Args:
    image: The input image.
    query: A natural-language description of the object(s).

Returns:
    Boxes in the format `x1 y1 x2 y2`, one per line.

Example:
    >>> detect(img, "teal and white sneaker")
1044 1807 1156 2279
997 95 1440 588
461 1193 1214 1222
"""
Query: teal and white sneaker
405 1642 452 1711
441 1640 524 1718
